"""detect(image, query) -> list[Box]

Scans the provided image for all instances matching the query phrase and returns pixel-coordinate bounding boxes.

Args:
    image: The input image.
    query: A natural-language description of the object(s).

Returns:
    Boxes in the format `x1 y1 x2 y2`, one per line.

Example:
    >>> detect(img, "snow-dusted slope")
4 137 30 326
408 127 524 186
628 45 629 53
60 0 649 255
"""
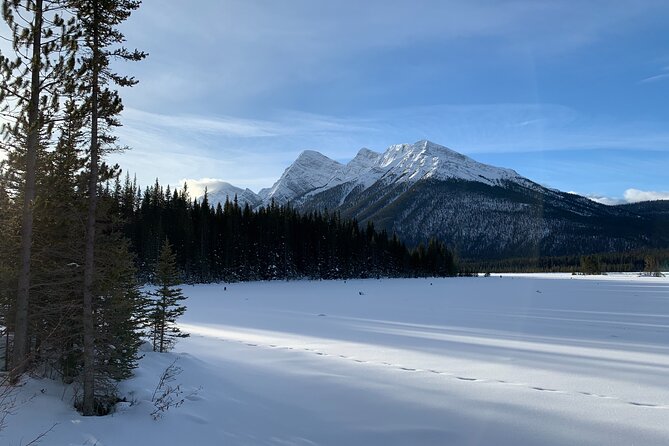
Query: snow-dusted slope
262 140 534 206
204 181 261 208
202 140 533 208
323 147 383 188
302 147 384 204
190 141 662 258
377 140 529 186
260 150 343 204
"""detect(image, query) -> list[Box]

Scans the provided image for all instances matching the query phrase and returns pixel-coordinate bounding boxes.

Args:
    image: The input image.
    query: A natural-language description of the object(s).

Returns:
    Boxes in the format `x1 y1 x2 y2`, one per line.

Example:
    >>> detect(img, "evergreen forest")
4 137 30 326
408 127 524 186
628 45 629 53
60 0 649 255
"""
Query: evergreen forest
117 178 458 283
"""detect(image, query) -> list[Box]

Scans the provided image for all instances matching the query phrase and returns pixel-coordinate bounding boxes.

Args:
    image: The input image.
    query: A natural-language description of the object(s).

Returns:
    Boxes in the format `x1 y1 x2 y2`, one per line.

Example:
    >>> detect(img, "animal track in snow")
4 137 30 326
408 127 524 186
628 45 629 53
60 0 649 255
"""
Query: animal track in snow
228 337 668 410
532 387 559 392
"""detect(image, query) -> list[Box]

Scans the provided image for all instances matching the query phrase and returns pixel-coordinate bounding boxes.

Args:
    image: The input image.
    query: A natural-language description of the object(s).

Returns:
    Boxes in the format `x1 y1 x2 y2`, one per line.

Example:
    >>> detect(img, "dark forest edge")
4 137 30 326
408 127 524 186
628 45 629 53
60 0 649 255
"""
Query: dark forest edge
461 248 669 274
115 177 458 282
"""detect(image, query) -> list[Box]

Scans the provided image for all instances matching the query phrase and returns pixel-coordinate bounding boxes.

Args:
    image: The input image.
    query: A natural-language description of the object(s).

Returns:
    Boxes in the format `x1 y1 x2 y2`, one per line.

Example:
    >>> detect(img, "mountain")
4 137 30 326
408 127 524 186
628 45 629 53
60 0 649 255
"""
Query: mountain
260 140 539 208
258 150 344 204
616 200 669 217
205 140 669 259
205 181 261 208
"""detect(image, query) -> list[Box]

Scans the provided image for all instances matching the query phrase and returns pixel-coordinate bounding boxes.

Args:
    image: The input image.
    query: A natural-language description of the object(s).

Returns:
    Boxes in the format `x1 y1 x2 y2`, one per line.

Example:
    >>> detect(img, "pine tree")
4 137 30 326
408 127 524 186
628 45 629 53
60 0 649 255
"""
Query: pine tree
27 100 87 381
91 227 146 412
1 0 79 381
67 0 146 415
643 255 663 277
149 240 188 353
0 164 19 372
580 255 601 275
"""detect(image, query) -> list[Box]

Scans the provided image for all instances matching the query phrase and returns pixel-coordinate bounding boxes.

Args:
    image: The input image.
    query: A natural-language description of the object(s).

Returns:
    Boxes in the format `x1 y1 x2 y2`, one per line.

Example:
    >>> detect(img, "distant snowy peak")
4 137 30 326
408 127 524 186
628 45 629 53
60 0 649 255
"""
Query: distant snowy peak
344 148 384 183
260 140 533 206
314 147 384 192
262 150 343 204
343 140 529 191
377 140 525 186
350 147 383 167
204 181 261 208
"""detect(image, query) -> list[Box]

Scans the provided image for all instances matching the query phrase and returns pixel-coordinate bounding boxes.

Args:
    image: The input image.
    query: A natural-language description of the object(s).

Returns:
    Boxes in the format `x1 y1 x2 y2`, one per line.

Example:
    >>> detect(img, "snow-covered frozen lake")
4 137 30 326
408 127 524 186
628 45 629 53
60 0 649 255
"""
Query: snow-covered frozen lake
4 274 669 445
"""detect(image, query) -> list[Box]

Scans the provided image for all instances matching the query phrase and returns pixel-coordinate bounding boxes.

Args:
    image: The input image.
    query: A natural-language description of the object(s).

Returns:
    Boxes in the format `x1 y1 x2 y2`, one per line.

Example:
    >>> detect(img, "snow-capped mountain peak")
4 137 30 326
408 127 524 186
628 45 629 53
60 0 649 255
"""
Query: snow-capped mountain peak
188 179 262 208
192 140 666 261
375 140 523 186
256 140 533 206
261 150 343 204
349 147 382 166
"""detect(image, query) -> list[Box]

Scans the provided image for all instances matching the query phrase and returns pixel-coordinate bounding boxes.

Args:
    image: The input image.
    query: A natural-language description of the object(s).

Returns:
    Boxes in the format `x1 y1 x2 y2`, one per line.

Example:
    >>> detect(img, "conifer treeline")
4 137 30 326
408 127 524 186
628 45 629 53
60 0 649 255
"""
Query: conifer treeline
462 249 669 274
110 178 458 282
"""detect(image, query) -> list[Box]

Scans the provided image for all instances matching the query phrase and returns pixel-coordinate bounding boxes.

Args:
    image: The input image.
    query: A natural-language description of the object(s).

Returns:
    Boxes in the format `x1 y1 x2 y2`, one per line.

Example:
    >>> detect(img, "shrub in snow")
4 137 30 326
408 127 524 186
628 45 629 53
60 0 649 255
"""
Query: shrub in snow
151 359 185 420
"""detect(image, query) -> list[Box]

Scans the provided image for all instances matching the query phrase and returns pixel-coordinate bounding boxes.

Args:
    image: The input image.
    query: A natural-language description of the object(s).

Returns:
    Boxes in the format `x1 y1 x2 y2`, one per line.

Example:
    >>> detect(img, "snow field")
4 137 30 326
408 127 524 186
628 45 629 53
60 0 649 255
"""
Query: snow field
3 274 669 445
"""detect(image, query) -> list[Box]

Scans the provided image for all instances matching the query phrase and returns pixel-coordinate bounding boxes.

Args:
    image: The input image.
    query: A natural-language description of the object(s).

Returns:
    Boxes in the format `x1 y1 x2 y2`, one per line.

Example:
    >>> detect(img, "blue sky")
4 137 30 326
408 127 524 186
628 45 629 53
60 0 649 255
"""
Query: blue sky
108 0 669 203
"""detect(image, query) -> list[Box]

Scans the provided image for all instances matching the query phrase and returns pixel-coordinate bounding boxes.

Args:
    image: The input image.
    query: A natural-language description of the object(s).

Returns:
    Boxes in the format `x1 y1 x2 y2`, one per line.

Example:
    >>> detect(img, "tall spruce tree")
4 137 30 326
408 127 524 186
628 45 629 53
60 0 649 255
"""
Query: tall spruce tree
90 207 147 411
27 99 87 381
150 240 188 353
67 0 146 415
0 164 19 372
1 0 78 381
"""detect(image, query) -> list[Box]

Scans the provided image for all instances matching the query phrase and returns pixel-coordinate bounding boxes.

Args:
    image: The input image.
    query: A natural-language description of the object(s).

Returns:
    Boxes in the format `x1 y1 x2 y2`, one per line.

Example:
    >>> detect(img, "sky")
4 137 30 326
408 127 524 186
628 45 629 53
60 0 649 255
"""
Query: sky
94 1 668 202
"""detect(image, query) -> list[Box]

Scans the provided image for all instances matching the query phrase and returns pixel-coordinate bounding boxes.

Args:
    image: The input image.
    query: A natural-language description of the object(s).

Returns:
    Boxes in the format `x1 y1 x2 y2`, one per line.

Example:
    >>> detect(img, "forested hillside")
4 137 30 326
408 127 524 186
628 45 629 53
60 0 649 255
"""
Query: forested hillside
111 178 457 282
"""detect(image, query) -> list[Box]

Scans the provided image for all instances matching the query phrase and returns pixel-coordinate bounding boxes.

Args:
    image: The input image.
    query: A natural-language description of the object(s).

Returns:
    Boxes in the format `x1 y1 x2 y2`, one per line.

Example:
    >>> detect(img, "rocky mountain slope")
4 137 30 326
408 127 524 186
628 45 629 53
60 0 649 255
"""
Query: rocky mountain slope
206 182 262 209
203 140 668 259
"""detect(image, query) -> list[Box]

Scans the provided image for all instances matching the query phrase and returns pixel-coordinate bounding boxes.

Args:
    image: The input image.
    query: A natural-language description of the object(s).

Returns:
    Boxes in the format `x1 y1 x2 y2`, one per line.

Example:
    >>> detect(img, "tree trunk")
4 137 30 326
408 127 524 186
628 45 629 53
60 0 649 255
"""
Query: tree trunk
82 0 100 416
152 304 159 352
10 0 43 384
4 328 10 372
159 301 165 353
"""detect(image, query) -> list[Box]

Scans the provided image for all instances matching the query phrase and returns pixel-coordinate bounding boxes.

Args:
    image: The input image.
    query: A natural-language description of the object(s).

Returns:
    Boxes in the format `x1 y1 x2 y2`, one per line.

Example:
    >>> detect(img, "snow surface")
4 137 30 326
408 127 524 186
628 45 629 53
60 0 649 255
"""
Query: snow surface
4 274 669 445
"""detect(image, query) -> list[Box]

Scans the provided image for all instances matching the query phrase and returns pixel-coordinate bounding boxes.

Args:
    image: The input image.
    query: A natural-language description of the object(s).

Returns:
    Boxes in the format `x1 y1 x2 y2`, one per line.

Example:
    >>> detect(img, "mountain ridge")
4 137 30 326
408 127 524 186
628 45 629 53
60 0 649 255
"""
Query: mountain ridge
256 140 539 208
196 140 668 258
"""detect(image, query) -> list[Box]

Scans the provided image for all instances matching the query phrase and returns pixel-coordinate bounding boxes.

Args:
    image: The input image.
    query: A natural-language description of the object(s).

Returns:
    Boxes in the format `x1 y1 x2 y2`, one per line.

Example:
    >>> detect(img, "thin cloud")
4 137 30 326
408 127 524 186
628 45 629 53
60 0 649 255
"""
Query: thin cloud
584 195 625 206
120 0 669 112
581 189 669 205
122 109 282 138
113 108 382 191
121 108 378 140
639 73 669 84
515 119 545 127
623 188 669 203
113 102 669 193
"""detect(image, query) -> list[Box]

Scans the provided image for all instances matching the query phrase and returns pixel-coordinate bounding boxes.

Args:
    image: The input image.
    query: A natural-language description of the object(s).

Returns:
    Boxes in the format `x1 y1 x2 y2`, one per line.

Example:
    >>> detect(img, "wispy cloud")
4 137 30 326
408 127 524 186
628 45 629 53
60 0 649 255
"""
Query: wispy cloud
121 0 669 114
113 102 669 192
122 109 282 138
639 65 669 84
112 107 383 190
581 189 669 205
640 73 669 83
623 188 669 202
583 194 626 206
515 119 545 127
